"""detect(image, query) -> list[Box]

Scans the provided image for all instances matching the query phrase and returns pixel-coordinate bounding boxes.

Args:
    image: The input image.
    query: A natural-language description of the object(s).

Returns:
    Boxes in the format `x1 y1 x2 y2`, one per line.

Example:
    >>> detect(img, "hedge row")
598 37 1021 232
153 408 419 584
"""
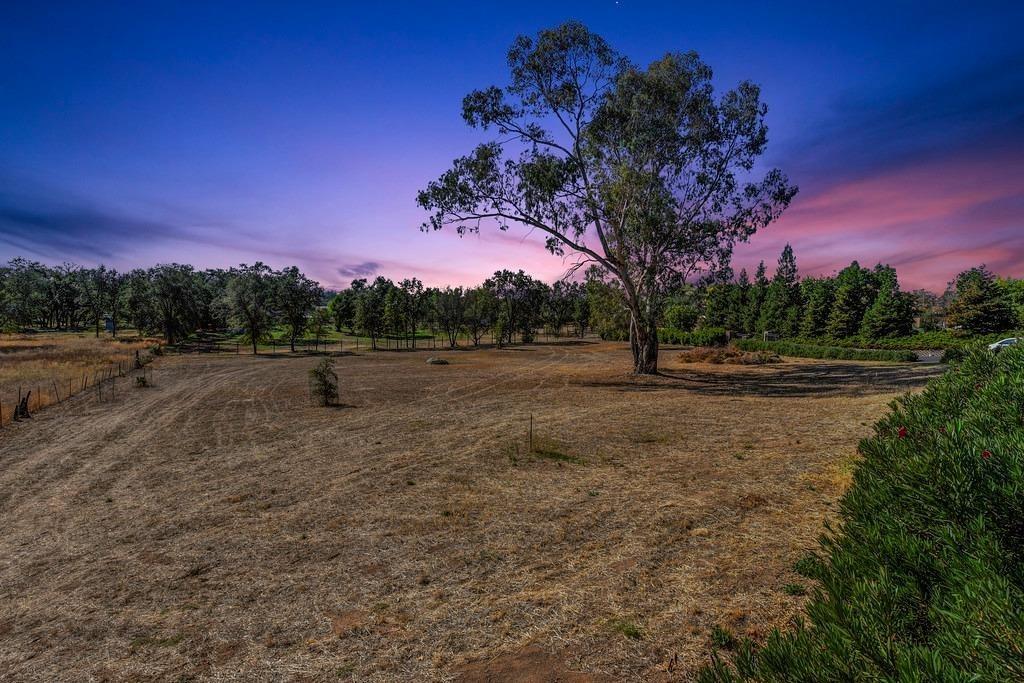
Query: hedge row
658 327 728 346
734 339 918 362
795 330 1023 351
701 346 1024 681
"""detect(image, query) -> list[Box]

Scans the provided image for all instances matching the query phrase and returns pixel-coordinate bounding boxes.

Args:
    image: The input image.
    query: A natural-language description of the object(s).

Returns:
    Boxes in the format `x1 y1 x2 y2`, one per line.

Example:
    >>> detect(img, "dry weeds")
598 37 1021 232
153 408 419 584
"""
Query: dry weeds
0 341 942 681
0 332 158 425
677 346 781 365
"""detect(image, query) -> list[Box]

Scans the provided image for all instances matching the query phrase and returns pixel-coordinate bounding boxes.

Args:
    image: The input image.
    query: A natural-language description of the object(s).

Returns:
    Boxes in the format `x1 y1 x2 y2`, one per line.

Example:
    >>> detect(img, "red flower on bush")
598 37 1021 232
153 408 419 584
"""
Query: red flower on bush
897 426 908 439
982 449 992 460
939 426 947 434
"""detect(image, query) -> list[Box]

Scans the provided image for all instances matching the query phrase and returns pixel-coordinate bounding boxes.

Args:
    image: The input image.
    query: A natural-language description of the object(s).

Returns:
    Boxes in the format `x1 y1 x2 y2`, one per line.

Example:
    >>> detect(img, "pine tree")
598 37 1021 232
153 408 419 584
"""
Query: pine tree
946 266 1014 333
998 277 1024 328
860 268 914 339
745 261 768 333
701 263 734 329
799 277 835 338
757 245 801 336
826 261 870 339
727 268 750 332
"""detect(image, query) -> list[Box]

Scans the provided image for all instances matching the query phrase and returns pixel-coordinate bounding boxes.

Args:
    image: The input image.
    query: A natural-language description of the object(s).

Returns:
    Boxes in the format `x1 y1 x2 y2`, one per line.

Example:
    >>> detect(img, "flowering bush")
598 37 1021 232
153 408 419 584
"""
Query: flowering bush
700 345 1024 681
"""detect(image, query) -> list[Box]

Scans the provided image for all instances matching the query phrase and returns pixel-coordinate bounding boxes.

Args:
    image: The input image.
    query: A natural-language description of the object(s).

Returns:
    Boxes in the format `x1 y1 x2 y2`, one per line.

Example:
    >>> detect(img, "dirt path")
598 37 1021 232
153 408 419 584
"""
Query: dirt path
0 343 942 681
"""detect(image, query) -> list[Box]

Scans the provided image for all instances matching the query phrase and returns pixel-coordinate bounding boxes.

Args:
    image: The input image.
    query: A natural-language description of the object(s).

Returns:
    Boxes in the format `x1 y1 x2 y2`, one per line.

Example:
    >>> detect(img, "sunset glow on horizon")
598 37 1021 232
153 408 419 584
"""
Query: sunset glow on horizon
2 2 1022 292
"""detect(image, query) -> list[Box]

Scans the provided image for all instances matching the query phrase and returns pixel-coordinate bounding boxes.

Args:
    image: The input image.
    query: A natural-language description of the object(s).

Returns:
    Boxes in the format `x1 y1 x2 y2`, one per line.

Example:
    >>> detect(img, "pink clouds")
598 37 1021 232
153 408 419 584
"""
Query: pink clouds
734 144 1024 290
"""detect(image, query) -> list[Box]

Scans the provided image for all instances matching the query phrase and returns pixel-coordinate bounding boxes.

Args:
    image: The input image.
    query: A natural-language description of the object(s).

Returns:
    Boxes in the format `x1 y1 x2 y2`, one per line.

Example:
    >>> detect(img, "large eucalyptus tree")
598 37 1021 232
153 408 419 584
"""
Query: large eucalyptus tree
417 21 796 373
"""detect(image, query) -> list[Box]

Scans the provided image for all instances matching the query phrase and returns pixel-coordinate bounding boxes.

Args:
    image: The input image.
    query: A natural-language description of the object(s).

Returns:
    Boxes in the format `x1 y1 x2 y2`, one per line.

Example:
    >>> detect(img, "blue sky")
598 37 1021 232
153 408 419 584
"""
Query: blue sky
2 1 1022 290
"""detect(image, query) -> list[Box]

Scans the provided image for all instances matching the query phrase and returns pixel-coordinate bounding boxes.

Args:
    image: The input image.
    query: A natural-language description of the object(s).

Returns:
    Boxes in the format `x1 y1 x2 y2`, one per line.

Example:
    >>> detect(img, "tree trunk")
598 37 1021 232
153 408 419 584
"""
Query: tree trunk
629 311 659 375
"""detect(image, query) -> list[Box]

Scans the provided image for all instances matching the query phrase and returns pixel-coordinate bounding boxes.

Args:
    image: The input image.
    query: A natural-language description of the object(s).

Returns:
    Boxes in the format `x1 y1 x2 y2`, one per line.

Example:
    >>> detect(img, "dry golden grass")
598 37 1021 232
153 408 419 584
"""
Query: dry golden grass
0 341 942 681
0 332 158 425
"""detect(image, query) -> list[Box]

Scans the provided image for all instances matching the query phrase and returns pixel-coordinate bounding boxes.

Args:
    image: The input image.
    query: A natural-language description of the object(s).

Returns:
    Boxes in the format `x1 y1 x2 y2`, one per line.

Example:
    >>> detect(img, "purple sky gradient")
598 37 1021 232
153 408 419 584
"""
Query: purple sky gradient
2 2 1022 292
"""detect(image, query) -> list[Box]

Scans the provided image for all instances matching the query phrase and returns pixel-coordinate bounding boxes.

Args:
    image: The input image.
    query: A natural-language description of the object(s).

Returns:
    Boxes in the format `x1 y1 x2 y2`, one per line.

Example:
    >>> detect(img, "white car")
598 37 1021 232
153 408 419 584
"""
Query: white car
988 337 1019 352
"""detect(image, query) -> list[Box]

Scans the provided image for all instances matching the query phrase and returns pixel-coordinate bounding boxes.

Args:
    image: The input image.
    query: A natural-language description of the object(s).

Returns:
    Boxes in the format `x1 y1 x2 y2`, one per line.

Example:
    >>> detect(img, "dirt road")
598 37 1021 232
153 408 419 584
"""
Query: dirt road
0 342 941 681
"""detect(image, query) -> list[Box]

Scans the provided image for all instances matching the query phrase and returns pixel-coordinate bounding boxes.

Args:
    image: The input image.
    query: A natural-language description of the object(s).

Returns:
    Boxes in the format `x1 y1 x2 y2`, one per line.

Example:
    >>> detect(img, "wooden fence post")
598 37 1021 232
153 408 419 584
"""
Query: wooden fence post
529 413 533 453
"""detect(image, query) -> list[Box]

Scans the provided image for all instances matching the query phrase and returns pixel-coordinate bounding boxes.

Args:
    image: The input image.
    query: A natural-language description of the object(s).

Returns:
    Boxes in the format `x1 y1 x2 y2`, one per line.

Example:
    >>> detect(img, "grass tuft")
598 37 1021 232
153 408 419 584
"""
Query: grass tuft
607 617 644 640
710 625 737 650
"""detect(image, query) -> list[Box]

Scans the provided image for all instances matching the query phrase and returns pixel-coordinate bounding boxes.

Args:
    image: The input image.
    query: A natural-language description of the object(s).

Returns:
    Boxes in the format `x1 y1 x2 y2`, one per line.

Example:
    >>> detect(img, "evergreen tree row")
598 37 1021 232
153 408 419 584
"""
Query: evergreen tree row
691 246 1022 340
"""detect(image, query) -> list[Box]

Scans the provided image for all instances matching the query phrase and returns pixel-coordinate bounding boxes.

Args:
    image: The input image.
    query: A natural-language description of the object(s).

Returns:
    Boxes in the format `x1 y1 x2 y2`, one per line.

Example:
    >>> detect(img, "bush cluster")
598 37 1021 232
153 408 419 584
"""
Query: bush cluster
735 339 917 362
700 346 1024 681
658 327 728 346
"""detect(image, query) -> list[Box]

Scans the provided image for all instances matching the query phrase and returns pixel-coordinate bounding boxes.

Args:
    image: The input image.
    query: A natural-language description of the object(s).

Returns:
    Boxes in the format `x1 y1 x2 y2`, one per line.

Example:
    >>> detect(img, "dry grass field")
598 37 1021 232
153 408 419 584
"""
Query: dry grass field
0 341 942 681
0 333 158 426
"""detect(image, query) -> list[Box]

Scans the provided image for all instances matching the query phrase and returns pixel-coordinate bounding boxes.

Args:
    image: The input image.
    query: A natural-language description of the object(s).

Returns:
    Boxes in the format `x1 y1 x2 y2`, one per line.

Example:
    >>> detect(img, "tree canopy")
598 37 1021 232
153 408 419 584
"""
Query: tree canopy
418 21 796 373
946 266 1014 334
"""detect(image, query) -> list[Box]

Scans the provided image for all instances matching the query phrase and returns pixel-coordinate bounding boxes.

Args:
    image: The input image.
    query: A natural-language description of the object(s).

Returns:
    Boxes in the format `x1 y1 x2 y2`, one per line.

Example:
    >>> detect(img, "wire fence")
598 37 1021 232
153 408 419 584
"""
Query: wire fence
0 349 157 429
170 327 586 355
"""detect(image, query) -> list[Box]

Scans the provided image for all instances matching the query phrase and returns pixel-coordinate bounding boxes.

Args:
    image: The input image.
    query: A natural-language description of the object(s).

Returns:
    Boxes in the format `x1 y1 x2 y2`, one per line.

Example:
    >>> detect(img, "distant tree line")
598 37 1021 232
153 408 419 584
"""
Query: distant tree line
0 258 324 353
3 251 1020 350
644 244 1024 342
325 269 590 350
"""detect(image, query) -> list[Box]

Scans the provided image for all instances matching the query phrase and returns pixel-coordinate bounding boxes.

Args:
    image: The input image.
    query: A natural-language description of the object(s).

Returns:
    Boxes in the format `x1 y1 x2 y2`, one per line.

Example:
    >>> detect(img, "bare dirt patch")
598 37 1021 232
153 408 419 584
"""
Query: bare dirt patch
455 646 614 682
0 341 941 680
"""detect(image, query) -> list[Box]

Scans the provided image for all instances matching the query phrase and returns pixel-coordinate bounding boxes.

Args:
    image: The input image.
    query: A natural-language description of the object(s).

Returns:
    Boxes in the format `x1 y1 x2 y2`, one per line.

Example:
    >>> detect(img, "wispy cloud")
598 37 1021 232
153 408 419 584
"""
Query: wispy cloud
775 49 1024 186
336 261 380 278
740 48 1024 290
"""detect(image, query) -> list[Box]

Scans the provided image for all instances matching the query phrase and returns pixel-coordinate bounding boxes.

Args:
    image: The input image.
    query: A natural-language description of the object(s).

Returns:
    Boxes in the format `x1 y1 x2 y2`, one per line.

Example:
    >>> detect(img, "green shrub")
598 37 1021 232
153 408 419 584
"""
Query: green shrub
308 357 339 406
796 329 1022 351
734 339 917 362
941 346 966 364
596 327 629 341
607 617 644 640
792 553 825 581
711 625 738 650
663 303 698 331
699 346 1024 681
658 326 728 346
